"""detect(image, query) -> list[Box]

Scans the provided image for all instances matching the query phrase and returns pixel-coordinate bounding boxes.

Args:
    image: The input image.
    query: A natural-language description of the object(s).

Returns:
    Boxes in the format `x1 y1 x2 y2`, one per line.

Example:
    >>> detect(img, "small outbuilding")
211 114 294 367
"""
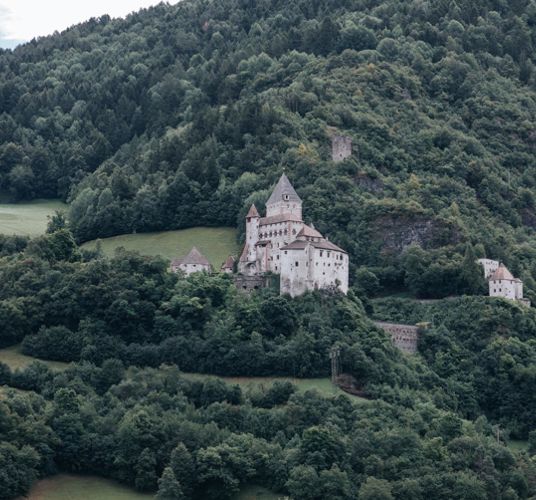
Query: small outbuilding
220 255 236 274
170 246 212 275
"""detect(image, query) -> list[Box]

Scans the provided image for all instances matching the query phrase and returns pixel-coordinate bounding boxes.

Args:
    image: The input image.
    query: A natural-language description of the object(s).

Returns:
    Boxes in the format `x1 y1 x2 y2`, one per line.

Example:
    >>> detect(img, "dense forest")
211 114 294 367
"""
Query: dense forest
1 0 536 299
0 230 535 498
2 0 536 498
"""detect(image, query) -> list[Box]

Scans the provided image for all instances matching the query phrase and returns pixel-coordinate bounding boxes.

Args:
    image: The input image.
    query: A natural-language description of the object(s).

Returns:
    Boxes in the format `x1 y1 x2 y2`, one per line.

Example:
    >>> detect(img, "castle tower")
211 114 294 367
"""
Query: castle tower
265 174 302 219
331 135 352 162
238 204 260 275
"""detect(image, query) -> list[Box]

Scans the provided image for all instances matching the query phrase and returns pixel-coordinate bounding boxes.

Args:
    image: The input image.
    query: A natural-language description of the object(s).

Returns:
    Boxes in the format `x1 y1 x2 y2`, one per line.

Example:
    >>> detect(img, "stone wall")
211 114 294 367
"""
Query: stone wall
374 321 419 354
233 275 280 293
331 135 352 162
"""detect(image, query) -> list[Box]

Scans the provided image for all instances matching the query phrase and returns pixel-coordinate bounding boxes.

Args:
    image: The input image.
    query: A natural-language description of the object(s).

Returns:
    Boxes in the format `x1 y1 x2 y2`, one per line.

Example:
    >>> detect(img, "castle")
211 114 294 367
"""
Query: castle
478 259 530 307
238 174 349 297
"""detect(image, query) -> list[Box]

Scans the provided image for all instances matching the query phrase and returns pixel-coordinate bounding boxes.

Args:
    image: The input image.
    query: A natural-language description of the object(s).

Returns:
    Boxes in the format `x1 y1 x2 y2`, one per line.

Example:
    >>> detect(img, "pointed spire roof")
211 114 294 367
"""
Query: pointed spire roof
246 204 259 218
490 263 514 281
266 174 301 205
179 246 211 266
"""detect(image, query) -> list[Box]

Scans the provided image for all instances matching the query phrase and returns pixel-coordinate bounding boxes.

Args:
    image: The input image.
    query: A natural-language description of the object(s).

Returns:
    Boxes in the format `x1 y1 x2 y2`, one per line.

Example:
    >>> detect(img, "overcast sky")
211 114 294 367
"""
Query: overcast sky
0 0 179 48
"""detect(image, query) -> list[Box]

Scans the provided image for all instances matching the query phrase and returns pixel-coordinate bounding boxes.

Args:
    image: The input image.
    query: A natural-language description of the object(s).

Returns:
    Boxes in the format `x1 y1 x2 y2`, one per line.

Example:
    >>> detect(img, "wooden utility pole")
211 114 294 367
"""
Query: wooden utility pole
330 346 341 383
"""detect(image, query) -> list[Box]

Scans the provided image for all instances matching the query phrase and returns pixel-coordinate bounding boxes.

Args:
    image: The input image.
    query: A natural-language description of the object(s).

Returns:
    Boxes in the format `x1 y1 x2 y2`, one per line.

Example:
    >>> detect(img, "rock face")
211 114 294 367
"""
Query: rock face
355 174 384 193
372 214 460 254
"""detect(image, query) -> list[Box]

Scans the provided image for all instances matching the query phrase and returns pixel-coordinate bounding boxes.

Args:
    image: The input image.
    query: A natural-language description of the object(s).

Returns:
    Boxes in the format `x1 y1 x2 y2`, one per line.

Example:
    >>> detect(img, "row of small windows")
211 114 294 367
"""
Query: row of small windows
260 229 296 238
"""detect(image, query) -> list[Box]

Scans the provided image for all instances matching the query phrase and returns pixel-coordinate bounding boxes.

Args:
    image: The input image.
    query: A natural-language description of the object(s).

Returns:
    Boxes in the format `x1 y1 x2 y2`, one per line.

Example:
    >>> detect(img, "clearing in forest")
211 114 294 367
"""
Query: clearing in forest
24 474 152 500
0 345 69 371
0 199 67 236
82 226 239 267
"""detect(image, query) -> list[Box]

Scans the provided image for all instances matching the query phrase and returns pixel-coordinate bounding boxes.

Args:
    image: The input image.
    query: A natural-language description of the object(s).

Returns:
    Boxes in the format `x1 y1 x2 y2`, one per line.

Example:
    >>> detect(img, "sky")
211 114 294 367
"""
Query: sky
0 0 179 48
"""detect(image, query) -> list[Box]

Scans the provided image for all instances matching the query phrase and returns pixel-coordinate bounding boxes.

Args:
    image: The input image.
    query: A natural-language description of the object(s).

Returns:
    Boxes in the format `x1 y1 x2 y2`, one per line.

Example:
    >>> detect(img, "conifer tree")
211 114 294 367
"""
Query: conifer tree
459 243 485 295
157 467 185 500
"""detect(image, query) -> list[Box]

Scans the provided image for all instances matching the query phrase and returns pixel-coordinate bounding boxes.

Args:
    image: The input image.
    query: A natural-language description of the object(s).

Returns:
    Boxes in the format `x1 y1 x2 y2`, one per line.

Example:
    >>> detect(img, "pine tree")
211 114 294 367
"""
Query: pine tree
169 443 195 496
135 448 158 491
459 243 486 295
157 467 185 500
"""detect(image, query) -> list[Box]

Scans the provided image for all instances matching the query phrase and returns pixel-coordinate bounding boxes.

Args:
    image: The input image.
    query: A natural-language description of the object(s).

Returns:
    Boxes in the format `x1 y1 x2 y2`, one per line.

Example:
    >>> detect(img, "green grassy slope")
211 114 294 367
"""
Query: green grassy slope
24 474 153 500
0 345 68 371
183 372 370 403
0 200 67 236
81 227 239 267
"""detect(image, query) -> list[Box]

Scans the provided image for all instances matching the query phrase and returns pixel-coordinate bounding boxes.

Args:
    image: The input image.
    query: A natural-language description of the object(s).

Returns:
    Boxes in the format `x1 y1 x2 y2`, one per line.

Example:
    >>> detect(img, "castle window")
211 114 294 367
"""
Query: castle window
328 252 331 258
320 251 323 257
292 229 296 235
284 194 289 201
284 229 288 235
277 255 279 260
295 262 299 267
284 251 287 255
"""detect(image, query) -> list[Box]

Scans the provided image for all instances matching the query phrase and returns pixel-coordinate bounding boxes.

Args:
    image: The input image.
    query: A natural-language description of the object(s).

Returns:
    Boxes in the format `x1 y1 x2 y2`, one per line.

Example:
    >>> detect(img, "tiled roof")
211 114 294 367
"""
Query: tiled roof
297 224 323 239
175 246 211 266
281 239 347 253
239 244 249 262
266 174 301 205
246 204 259 218
259 213 302 225
221 255 235 269
490 264 515 281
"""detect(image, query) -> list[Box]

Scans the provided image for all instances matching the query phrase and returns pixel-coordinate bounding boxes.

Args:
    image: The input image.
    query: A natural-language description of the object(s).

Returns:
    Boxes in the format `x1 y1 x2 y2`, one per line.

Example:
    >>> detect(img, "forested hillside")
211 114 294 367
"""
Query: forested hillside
2 1 536 498
0 243 536 499
2 0 536 299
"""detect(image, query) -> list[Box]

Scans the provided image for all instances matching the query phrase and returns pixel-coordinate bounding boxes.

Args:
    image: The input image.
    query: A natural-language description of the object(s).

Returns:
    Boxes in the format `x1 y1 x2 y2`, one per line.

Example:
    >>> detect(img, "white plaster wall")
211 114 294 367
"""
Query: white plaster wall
477 259 499 279
177 263 211 276
280 247 313 296
489 279 517 299
310 248 348 294
266 201 302 219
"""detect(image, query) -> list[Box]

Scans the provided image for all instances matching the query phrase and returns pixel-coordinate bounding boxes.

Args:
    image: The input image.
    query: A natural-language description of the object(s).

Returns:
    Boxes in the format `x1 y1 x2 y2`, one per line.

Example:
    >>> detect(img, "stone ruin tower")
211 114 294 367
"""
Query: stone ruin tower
331 135 352 162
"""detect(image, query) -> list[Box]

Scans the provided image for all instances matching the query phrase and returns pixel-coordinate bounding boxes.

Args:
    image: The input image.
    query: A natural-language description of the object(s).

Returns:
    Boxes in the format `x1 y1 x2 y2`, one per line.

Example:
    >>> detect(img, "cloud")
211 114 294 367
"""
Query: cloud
0 1 180 42
0 4 11 38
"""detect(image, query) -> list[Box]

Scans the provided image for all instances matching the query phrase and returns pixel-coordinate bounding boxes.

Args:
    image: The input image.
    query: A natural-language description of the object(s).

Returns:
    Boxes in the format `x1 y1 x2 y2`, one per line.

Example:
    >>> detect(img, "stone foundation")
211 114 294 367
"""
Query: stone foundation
233 275 270 293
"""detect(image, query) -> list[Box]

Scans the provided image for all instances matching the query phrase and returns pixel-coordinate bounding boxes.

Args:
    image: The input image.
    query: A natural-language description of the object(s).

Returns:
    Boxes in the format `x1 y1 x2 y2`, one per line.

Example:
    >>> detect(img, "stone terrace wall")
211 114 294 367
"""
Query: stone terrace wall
374 321 419 354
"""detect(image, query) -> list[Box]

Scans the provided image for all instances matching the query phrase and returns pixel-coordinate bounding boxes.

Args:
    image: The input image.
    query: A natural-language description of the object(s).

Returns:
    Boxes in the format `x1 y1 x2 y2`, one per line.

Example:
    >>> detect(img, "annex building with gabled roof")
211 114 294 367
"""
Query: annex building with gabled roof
170 246 212 276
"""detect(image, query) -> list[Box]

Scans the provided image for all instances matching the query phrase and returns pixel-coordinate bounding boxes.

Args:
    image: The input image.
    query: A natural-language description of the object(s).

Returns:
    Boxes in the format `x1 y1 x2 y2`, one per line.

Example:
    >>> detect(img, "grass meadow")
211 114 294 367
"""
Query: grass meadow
183 372 369 402
23 475 280 500
0 199 67 236
0 344 68 371
23 474 153 500
82 226 239 267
